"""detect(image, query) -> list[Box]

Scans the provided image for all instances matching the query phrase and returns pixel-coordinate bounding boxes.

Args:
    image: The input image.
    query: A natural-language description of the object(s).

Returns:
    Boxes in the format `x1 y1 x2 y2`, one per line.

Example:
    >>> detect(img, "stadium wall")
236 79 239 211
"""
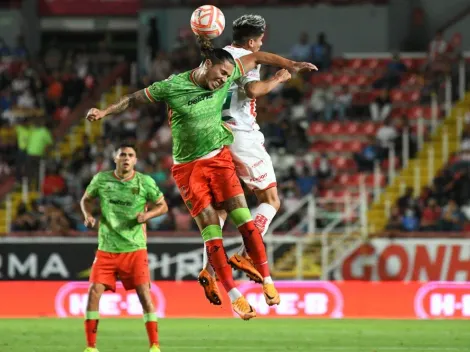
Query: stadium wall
0 280 468 319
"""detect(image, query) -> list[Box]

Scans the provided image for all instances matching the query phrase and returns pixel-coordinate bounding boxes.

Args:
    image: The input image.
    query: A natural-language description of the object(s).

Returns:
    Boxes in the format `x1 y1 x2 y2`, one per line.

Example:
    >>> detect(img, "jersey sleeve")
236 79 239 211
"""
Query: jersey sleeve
236 65 260 87
86 173 101 198
144 76 173 103
143 176 163 202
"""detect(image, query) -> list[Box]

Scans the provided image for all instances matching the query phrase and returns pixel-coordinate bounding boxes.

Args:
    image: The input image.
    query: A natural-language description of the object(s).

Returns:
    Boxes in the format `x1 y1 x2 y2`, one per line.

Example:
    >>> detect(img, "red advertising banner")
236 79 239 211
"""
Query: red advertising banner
1 281 469 319
38 0 139 16
336 239 470 281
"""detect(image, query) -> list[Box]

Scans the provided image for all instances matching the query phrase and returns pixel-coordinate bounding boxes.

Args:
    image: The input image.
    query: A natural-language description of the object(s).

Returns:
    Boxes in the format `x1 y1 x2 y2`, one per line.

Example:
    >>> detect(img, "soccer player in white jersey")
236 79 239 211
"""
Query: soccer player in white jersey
198 14 295 305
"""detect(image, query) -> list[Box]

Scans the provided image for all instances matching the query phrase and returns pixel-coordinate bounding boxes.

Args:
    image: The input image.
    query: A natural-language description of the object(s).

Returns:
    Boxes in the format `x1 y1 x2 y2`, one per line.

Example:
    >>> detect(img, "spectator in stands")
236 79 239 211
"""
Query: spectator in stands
402 208 419 231
149 52 172 81
308 81 334 120
386 206 402 230
0 88 13 125
42 165 66 198
354 136 381 172
397 187 419 215
291 32 311 61
369 90 392 122
25 118 53 183
0 155 11 177
14 118 30 180
314 153 334 181
325 85 352 121
311 32 332 70
373 53 407 90
296 165 316 196
428 31 447 62
439 199 463 231
376 118 397 157
12 202 40 231
0 37 9 57
420 198 441 231
16 88 35 109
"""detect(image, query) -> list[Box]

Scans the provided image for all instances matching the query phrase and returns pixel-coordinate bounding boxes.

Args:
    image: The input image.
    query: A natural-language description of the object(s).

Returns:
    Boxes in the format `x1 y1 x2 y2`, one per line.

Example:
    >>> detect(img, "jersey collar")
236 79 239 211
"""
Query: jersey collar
113 170 135 182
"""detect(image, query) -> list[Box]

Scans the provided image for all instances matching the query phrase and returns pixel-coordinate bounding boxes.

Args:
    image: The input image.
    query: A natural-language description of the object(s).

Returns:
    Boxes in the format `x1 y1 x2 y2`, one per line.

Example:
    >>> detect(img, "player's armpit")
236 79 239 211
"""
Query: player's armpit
103 89 151 117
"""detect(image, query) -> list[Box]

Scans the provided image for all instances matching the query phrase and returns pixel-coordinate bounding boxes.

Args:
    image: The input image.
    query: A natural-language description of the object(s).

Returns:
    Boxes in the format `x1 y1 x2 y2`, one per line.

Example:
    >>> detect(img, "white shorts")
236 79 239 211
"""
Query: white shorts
229 130 277 191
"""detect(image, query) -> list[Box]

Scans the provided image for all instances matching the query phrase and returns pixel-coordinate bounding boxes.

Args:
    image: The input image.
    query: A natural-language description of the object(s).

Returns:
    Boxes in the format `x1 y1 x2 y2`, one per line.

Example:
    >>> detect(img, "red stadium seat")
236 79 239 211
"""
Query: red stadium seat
308 122 326 136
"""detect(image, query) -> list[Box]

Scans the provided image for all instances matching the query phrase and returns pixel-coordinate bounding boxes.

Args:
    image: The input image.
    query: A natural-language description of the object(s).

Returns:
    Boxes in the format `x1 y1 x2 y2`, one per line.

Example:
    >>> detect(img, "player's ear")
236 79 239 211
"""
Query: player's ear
248 38 254 49
204 59 213 69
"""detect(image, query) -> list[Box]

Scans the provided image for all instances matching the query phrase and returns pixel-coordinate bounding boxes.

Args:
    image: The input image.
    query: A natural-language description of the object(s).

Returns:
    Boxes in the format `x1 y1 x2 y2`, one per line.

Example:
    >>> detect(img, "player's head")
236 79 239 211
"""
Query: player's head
232 14 266 53
114 143 137 173
197 36 236 91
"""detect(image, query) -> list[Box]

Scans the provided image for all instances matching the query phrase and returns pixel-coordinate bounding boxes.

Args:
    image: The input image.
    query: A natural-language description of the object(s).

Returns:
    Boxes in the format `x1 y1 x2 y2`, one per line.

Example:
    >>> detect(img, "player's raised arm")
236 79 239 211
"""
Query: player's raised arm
137 196 169 224
80 191 96 228
239 52 318 75
86 89 152 122
244 69 292 99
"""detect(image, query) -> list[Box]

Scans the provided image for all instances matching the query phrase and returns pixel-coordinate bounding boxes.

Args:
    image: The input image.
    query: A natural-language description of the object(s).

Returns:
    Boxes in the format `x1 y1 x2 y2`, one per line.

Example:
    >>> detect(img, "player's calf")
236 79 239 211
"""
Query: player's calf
84 283 106 351
136 284 160 350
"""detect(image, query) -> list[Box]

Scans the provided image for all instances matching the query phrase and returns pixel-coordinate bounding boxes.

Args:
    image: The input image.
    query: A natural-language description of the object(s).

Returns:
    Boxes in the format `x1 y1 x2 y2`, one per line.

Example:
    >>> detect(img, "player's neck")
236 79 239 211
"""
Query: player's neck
114 169 134 182
192 68 208 89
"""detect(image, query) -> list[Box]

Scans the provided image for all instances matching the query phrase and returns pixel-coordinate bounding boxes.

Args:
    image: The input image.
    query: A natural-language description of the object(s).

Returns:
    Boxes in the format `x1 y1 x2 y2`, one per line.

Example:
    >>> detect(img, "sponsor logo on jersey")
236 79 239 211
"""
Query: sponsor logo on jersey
188 93 214 106
250 173 267 183
109 199 132 207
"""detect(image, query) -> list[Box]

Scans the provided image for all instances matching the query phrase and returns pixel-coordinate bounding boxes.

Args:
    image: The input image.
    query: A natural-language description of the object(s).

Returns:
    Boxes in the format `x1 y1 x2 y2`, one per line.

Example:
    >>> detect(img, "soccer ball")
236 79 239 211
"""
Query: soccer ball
190 5 225 39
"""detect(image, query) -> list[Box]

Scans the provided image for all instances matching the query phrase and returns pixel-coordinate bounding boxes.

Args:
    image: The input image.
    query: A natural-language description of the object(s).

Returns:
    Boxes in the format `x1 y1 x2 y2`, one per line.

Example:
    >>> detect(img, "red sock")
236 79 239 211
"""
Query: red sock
145 321 159 346
238 221 271 278
206 239 236 292
84 319 99 348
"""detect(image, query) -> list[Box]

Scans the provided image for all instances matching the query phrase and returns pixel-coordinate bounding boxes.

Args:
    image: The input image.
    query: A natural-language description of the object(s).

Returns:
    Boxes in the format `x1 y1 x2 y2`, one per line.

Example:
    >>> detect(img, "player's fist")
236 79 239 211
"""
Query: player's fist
291 62 318 73
86 108 105 122
84 216 96 228
137 212 148 224
274 69 292 83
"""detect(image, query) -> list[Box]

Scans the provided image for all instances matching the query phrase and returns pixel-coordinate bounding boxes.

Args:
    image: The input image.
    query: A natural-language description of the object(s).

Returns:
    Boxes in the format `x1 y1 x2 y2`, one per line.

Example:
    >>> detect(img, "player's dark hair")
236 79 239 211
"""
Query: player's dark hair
115 143 137 155
232 14 266 45
197 36 235 66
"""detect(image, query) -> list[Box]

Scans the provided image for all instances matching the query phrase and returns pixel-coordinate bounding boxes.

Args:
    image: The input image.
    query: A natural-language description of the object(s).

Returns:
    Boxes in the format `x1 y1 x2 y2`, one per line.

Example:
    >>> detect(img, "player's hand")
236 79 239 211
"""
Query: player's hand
86 108 105 122
291 62 318 73
84 216 96 228
274 69 292 83
137 212 149 223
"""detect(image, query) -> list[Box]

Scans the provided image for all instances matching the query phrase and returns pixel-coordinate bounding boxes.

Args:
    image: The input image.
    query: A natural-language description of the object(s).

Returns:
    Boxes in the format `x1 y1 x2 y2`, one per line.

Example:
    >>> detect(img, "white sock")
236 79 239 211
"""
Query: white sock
236 203 277 256
263 276 273 284
203 242 216 276
253 203 277 236
227 288 242 302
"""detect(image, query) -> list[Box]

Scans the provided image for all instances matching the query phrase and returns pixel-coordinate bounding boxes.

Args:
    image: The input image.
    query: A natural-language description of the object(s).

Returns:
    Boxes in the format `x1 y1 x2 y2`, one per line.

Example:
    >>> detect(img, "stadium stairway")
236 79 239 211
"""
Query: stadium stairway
367 92 470 234
0 86 127 234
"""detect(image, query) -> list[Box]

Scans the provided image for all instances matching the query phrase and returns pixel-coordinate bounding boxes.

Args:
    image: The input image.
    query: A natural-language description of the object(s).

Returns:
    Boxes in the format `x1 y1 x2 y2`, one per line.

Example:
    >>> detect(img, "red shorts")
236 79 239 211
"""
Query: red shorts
172 146 244 217
90 249 150 292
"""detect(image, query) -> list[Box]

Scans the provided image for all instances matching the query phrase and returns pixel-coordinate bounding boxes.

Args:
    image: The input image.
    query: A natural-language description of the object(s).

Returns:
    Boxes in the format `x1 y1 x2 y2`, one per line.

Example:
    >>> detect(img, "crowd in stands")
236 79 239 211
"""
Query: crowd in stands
2 26 469 235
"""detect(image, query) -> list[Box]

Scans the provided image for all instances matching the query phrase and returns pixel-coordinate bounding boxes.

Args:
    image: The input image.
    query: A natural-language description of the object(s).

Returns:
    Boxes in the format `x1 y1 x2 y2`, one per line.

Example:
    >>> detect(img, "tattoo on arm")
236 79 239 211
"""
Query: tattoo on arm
104 90 150 116
223 195 247 213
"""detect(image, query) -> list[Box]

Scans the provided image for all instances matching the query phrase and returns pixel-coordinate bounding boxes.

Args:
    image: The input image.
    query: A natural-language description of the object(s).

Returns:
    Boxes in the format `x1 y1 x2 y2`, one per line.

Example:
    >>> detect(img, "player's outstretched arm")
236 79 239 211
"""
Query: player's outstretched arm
239 52 318 75
245 69 292 99
137 196 168 223
80 191 96 228
86 89 151 122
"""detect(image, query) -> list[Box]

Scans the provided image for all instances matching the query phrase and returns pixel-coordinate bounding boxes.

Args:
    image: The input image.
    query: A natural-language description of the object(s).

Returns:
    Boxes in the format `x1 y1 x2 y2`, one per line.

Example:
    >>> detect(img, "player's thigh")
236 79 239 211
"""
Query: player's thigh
205 147 244 204
172 160 212 217
90 250 118 292
230 131 277 192
116 249 150 291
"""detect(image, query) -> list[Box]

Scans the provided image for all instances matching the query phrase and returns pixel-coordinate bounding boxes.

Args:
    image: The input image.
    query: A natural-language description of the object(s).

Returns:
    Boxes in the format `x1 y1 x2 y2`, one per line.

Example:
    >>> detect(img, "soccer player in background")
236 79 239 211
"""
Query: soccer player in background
198 14 291 304
86 39 316 320
80 144 168 352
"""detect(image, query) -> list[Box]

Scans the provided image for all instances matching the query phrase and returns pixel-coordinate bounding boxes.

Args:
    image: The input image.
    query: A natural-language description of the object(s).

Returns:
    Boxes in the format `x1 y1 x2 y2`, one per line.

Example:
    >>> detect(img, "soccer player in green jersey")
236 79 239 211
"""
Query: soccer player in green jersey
86 37 316 320
80 144 168 352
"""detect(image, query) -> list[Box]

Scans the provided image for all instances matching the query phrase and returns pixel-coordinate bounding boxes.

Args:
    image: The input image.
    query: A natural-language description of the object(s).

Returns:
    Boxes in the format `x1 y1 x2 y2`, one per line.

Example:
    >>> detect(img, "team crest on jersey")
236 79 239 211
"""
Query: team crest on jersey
132 187 139 195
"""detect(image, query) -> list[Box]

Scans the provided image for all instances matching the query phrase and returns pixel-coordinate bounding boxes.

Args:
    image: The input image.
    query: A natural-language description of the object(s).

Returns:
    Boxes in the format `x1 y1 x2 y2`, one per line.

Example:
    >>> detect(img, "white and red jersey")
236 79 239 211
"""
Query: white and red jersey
223 45 260 132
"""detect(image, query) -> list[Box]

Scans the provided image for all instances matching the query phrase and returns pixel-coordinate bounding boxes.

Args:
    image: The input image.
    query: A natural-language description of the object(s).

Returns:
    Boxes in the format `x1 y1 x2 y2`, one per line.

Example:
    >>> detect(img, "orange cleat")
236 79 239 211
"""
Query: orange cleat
263 283 281 306
198 269 222 305
228 253 263 283
232 296 257 320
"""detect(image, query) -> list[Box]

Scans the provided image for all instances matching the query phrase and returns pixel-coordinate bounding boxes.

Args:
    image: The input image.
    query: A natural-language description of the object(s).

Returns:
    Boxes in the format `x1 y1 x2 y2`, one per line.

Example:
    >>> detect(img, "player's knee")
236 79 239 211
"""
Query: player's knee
257 188 280 211
87 284 105 305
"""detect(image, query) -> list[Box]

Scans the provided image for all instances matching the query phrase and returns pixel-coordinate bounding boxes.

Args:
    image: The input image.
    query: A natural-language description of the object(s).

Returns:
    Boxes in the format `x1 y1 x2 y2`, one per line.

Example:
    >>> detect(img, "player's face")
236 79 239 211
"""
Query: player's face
114 147 137 173
249 34 264 53
205 60 235 90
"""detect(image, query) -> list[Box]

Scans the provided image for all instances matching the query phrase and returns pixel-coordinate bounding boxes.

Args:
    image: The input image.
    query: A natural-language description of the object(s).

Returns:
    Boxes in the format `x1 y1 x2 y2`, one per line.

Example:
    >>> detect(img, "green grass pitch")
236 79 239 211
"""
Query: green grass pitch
0 318 469 352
